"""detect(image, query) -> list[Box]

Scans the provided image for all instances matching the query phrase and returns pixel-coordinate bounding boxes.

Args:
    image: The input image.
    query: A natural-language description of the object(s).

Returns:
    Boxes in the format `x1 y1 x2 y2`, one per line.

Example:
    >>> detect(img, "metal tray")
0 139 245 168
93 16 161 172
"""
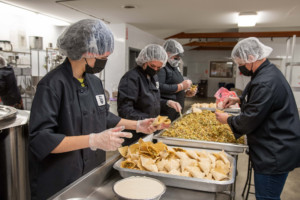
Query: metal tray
153 112 247 153
113 147 236 193
187 107 240 115
0 105 17 121
154 133 247 153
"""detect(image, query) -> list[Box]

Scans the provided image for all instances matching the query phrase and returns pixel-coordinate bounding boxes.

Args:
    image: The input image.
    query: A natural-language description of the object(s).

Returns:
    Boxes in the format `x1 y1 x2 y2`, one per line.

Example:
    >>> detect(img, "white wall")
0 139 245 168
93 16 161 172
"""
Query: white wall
0 9 65 51
105 24 126 98
104 23 164 96
184 50 235 97
125 24 164 70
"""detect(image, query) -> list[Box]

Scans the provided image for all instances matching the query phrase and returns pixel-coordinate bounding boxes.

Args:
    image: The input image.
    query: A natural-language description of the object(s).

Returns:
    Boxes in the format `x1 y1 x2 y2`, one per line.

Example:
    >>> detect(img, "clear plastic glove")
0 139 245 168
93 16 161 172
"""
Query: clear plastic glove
215 112 230 124
89 126 132 151
167 100 182 113
136 118 157 134
185 89 197 97
223 97 240 108
181 80 192 90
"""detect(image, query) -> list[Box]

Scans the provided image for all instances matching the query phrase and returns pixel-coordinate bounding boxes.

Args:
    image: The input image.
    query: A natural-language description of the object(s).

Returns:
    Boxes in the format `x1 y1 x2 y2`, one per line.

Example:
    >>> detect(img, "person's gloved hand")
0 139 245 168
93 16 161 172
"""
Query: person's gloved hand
136 118 157 134
167 100 182 113
89 126 132 151
215 112 230 124
185 89 197 97
181 80 192 90
223 97 240 108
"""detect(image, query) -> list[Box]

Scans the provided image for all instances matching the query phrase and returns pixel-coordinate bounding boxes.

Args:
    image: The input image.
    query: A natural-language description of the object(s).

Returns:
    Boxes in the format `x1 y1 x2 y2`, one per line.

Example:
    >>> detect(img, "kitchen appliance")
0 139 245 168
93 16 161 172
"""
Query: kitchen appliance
0 106 30 200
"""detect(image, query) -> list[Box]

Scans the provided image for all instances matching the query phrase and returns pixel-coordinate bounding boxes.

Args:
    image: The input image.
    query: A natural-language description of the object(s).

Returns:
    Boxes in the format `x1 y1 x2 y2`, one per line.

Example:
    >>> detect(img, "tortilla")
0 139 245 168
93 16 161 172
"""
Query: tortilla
118 146 128 158
121 160 136 169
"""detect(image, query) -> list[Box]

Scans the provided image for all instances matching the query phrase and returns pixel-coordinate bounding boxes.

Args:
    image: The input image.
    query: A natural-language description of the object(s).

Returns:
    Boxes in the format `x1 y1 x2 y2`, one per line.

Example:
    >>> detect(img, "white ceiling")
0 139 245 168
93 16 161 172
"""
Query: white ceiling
2 0 300 39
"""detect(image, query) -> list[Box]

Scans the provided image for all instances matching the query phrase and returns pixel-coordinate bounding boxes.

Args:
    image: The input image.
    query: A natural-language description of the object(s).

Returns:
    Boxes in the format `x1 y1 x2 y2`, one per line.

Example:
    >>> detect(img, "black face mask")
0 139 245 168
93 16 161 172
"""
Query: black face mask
239 65 253 76
85 58 107 74
144 65 159 77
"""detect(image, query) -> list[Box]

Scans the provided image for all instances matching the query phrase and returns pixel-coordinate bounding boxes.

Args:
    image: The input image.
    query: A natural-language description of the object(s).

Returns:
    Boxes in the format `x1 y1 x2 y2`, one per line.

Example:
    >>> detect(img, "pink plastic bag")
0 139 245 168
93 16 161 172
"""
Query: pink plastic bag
214 87 239 109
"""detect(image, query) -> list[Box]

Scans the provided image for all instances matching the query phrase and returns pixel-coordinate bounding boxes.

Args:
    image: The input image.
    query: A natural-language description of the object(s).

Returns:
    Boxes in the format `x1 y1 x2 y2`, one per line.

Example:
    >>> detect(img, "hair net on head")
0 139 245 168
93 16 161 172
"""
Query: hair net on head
0 55 7 68
57 19 114 60
231 37 273 64
136 44 168 66
163 39 184 57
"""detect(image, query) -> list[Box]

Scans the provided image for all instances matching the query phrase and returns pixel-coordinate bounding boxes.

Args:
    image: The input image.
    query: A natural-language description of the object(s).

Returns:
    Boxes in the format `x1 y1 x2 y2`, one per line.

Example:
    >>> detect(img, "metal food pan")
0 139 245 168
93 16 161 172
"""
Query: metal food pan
187 107 240 115
153 112 247 153
113 147 236 193
154 132 247 153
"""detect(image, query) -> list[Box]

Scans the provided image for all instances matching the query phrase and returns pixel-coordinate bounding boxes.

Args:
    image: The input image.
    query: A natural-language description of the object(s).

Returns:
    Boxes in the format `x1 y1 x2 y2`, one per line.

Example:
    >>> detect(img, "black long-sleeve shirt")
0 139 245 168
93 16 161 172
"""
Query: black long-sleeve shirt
228 59 300 174
157 62 184 120
117 66 167 145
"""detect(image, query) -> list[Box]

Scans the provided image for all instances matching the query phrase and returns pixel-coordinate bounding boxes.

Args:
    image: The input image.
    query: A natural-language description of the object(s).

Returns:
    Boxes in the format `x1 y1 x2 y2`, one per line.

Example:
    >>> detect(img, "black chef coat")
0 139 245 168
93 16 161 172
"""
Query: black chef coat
228 59 300 174
0 65 22 107
117 66 167 145
29 58 121 200
158 62 184 121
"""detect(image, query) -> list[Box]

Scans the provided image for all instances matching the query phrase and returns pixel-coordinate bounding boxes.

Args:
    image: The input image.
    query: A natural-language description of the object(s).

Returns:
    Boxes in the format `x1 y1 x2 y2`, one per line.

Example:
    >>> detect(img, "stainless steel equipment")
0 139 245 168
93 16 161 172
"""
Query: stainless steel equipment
153 111 247 153
29 36 43 50
0 108 30 200
113 147 236 193
50 153 232 200
154 133 247 153
51 135 234 200
0 105 17 121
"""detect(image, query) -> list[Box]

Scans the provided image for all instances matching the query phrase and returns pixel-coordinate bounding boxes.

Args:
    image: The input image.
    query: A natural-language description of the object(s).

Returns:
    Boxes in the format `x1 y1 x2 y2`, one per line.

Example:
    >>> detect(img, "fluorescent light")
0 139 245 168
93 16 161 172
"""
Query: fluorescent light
238 12 257 27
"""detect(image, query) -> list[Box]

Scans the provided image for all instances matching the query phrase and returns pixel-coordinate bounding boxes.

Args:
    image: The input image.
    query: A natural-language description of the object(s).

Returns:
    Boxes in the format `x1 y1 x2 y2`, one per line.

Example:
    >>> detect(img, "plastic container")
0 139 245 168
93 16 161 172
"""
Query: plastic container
113 176 166 200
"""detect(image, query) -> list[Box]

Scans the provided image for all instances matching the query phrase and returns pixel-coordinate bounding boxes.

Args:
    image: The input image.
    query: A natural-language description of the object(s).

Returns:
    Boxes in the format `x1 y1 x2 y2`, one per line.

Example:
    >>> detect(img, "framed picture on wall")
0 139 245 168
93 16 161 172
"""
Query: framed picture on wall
209 61 233 78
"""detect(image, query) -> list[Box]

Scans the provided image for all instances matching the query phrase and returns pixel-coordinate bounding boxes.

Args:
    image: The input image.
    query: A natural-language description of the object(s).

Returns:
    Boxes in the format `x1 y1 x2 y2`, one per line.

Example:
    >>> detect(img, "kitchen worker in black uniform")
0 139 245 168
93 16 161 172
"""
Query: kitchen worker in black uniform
29 19 160 200
158 39 196 121
0 55 23 109
215 37 300 200
118 44 182 145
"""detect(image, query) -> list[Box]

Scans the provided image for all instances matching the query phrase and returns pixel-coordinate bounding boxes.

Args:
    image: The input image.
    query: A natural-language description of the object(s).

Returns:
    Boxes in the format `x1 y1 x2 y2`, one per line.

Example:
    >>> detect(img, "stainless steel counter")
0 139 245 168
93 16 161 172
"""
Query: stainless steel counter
51 154 232 200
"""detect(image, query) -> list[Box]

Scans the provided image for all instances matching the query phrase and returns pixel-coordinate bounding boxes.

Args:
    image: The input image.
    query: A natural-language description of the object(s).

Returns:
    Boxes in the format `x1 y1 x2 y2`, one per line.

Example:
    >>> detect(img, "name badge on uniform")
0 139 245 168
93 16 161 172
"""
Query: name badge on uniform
156 81 159 89
96 94 106 106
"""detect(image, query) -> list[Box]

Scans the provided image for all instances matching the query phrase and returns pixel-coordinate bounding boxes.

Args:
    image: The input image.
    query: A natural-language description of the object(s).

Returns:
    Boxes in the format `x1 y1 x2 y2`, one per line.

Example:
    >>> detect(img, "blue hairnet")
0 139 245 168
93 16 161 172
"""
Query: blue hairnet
136 44 168 66
163 39 184 57
231 37 273 64
57 19 114 60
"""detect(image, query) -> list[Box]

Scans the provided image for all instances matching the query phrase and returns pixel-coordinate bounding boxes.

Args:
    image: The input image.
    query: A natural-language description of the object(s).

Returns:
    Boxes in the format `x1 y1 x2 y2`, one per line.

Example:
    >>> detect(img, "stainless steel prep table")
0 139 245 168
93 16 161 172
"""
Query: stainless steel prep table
50 153 233 200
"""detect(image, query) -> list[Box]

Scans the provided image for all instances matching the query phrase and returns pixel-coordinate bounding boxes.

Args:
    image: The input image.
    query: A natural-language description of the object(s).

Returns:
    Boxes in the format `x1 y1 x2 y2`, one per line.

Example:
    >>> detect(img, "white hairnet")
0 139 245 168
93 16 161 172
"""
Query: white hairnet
57 19 114 60
163 39 184 57
231 37 273 64
0 55 7 68
136 44 168 66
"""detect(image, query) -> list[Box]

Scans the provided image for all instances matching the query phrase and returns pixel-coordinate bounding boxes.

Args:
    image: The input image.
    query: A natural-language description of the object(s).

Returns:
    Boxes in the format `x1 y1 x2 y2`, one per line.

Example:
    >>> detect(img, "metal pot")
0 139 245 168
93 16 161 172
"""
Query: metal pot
0 107 30 200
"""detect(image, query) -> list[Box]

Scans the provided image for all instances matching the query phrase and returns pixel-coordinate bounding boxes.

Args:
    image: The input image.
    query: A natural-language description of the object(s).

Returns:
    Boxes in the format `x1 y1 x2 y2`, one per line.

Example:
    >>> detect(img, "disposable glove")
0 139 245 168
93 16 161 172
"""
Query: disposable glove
136 118 156 133
181 80 192 90
89 126 132 151
167 100 182 113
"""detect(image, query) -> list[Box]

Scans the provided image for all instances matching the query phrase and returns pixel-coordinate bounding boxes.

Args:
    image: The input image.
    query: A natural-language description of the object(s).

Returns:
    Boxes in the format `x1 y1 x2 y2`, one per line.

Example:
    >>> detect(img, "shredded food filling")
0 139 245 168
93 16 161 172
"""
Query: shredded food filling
161 110 245 144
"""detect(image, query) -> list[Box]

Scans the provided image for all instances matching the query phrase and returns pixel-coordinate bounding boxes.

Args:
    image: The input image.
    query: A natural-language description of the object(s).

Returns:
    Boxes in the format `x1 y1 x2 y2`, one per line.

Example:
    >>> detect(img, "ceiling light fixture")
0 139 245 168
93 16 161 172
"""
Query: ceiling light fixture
122 5 136 9
237 12 258 27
